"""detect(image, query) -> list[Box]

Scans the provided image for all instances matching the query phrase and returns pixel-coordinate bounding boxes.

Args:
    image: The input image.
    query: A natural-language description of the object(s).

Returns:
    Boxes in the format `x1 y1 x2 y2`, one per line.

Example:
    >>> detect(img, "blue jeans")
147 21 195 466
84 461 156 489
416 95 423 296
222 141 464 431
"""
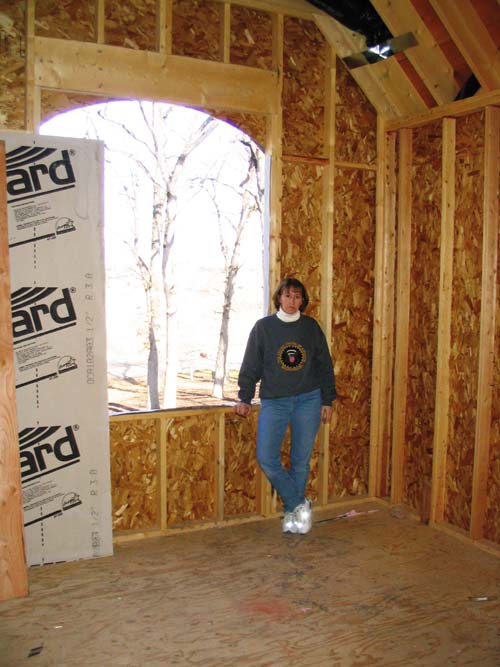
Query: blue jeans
256 388 322 512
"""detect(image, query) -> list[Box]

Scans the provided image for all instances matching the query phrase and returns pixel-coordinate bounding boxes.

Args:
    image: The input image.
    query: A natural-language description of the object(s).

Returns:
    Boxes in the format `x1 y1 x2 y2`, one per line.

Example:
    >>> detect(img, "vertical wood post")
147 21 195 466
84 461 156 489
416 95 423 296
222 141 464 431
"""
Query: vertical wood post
96 0 105 44
158 416 168 530
157 0 170 55
391 128 413 504
318 45 336 507
25 0 40 132
258 12 284 517
0 141 29 602
369 121 396 498
221 2 231 64
268 12 283 304
470 106 500 539
255 464 270 516
215 413 225 521
431 117 456 524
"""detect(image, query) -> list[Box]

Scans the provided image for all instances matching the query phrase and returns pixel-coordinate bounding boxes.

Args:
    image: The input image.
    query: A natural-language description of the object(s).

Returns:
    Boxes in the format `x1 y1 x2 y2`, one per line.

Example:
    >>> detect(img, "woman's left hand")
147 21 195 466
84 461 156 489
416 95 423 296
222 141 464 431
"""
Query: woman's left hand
321 406 333 424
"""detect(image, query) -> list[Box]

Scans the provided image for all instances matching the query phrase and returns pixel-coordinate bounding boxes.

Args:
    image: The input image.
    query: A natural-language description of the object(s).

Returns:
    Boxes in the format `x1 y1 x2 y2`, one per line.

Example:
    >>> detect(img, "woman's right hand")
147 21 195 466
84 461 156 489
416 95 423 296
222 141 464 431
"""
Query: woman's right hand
234 401 251 418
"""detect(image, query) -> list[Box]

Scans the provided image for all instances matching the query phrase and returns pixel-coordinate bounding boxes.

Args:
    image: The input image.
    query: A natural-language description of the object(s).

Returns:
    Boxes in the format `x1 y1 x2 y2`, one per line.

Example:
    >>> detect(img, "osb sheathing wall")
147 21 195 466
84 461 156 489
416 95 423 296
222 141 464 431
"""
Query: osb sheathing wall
1 0 499 550
331 61 377 500
109 408 260 529
405 122 442 519
0 1 25 130
447 112 485 532
0 0 378 533
111 418 159 530
391 108 500 546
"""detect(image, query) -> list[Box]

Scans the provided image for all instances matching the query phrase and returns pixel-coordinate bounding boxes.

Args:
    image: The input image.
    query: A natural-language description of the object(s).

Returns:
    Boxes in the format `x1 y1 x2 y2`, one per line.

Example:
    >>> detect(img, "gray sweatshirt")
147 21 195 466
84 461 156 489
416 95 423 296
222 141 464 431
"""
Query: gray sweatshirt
237 313 336 405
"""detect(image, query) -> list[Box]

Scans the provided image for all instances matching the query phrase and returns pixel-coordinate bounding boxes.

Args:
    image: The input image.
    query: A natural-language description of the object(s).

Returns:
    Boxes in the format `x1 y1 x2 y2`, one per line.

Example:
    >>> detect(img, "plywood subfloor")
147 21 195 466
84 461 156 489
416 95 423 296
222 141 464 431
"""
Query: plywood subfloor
1 501 499 666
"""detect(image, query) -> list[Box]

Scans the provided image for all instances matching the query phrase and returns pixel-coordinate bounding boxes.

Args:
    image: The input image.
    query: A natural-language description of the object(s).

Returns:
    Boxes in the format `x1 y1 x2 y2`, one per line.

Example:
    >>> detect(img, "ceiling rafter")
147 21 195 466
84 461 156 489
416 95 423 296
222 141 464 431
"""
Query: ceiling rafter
370 0 458 105
410 0 471 92
393 52 437 108
428 0 500 91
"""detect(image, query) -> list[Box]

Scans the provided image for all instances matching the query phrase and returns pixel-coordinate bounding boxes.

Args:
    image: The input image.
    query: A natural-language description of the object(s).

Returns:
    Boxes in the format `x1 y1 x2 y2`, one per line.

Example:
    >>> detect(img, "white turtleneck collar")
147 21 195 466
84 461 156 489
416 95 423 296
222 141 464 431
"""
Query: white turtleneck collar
276 307 301 323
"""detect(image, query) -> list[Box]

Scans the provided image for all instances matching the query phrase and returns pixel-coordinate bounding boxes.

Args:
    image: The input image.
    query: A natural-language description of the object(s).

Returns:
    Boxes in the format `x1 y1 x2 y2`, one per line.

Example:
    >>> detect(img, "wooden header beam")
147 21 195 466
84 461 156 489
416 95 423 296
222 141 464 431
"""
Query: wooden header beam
34 37 278 115
221 0 316 19
386 89 500 132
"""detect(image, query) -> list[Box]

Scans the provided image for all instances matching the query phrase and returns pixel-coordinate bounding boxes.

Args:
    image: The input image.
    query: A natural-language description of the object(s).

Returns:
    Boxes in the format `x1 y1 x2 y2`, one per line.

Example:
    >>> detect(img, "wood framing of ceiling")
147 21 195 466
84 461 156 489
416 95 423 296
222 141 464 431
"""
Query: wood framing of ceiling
18 0 500 123
308 0 500 120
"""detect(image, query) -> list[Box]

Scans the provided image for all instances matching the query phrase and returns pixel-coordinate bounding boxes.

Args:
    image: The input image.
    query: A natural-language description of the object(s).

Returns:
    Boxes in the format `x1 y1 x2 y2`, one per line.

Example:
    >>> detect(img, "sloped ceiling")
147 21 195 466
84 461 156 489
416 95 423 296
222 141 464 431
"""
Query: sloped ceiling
307 0 500 120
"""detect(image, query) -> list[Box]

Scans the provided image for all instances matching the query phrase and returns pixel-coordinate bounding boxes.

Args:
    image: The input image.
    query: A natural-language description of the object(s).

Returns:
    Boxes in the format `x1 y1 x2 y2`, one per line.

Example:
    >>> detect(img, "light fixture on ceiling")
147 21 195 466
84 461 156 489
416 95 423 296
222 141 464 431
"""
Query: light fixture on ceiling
342 32 418 69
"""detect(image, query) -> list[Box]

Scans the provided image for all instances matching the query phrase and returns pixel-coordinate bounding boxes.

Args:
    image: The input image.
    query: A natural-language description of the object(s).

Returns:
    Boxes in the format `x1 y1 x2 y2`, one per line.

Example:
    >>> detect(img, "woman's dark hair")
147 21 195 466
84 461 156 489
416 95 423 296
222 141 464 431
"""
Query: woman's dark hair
272 277 309 312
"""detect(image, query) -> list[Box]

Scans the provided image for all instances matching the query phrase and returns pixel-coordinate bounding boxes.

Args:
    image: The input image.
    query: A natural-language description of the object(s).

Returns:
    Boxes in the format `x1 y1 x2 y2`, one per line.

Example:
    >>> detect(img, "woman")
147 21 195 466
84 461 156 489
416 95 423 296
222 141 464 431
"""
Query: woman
235 277 336 534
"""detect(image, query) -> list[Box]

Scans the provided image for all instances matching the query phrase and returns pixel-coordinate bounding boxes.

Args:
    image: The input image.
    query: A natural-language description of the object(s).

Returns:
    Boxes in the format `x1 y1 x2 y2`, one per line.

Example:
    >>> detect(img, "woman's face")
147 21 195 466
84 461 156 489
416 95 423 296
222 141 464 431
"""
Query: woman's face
279 287 303 314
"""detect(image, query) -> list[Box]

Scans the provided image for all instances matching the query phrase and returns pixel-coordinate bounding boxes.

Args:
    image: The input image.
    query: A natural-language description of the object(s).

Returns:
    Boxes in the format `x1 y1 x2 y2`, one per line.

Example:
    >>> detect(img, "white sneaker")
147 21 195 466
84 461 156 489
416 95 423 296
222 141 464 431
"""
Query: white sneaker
282 511 299 533
293 499 312 534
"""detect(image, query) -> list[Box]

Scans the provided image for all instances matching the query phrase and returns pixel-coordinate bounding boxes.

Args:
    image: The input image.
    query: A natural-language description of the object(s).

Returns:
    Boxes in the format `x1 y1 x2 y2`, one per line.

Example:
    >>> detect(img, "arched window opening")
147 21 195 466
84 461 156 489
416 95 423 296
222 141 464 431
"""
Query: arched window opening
41 100 266 413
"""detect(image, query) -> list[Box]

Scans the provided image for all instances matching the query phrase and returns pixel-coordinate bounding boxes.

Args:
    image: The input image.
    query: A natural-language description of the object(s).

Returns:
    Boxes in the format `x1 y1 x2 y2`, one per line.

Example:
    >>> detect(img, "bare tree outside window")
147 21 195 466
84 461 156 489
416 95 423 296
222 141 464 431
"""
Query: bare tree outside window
92 102 217 408
41 100 265 412
194 139 265 399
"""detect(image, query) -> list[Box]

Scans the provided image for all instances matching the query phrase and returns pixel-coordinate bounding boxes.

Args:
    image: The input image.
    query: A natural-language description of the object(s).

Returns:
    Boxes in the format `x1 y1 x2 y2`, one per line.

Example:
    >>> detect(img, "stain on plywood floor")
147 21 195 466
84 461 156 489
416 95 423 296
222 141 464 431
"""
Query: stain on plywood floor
1 502 499 666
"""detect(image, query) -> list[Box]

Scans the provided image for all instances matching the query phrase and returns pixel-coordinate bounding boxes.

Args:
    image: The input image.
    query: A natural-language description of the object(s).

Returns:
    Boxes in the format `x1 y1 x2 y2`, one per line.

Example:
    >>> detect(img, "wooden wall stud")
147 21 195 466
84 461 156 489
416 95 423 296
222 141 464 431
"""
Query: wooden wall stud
0 141 29 602
470 106 500 540
391 127 413 504
431 117 456 524
369 121 396 497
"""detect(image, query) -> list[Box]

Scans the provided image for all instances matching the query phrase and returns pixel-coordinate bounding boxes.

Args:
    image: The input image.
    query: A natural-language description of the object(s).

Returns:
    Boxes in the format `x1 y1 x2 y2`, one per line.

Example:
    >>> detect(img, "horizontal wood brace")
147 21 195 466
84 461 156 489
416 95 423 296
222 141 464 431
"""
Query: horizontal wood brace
335 160 377 171
281 155 377 170
386 89 500 131
34 37 278 115
282 153 329 165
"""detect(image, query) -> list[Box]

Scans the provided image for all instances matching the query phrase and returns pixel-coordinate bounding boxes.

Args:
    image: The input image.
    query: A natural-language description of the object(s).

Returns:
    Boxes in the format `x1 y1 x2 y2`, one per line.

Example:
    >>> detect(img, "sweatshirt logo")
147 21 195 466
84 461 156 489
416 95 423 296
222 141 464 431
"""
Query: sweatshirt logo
277 342 306 371
6 145 76 203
